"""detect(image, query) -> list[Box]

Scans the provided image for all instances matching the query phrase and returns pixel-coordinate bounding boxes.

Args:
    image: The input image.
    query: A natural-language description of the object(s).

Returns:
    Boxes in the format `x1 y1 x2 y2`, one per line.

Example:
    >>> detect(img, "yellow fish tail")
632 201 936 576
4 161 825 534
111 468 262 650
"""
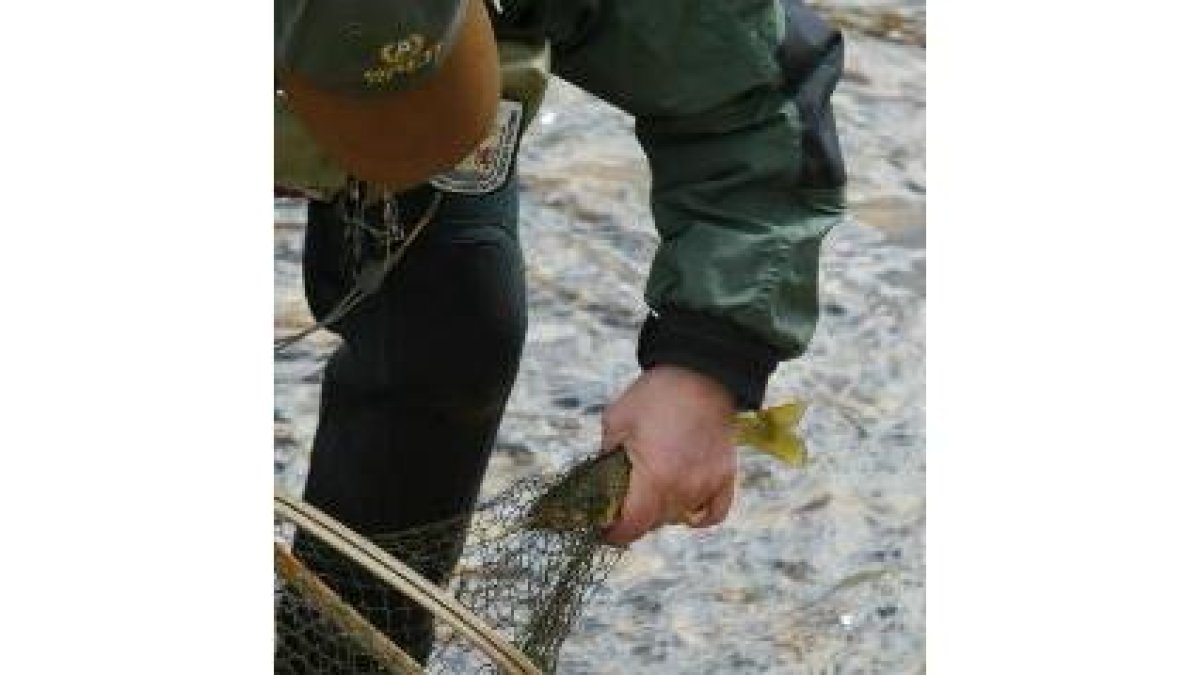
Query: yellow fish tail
733 401 809 466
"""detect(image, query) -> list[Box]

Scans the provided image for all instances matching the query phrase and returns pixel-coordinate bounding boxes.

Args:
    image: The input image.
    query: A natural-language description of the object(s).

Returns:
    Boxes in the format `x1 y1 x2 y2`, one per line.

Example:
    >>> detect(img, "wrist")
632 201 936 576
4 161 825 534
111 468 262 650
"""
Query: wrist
642 364 736 417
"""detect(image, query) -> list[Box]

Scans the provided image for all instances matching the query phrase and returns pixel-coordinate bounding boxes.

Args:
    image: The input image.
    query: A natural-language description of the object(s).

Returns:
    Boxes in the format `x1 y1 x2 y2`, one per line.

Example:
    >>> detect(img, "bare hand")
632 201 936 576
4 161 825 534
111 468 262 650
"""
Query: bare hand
600 365 738 545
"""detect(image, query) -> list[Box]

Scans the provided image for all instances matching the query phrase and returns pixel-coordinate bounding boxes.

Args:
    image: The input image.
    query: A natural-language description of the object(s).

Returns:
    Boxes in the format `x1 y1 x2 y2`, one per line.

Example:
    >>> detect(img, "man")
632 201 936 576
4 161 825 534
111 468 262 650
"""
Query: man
275 0 846 664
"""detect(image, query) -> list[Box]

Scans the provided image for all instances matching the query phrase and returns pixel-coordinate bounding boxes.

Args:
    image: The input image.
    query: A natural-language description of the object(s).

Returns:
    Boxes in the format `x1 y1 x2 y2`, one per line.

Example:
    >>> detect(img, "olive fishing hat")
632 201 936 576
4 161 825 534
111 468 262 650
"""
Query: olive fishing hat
275 0 499 189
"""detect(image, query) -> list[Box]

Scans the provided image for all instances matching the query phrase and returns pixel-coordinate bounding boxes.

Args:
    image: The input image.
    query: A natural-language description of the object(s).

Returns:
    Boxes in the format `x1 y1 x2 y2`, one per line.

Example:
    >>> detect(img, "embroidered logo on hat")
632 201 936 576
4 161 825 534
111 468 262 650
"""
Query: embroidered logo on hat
364 35 446 87
276 0 469 95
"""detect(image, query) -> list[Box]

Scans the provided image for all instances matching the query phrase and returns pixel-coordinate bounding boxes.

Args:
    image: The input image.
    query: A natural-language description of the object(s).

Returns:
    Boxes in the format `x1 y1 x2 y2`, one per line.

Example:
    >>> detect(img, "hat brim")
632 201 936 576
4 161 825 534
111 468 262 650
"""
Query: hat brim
277 0 499 190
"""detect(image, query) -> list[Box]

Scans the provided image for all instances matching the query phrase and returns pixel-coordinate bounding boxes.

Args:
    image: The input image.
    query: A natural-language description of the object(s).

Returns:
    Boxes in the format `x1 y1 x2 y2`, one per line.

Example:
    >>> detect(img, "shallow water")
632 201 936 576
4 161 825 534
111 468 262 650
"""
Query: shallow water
276 4 925 672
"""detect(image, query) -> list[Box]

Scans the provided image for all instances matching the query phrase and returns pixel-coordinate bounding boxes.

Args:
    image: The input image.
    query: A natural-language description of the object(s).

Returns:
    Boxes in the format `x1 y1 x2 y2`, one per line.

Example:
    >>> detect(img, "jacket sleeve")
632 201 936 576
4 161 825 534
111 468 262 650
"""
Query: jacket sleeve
495 0 846 409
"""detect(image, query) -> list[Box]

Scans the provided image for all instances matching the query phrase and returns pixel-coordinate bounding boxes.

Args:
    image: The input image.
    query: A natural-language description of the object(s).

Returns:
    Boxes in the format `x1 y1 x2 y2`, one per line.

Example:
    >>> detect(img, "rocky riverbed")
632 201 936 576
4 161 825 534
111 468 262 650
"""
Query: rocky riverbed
276 2 925 672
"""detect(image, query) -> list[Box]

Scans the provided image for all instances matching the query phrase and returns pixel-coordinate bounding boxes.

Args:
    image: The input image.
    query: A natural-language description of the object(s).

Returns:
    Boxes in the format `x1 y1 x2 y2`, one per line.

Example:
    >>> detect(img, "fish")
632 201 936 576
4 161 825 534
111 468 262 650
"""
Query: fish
524 449 632 532
734 401 809 466
523 401 810 533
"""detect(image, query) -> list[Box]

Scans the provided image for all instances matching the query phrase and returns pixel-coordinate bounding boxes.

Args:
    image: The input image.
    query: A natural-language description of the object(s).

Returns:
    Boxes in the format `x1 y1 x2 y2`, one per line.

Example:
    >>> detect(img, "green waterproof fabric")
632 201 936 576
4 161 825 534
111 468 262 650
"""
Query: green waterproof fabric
501 0 846 357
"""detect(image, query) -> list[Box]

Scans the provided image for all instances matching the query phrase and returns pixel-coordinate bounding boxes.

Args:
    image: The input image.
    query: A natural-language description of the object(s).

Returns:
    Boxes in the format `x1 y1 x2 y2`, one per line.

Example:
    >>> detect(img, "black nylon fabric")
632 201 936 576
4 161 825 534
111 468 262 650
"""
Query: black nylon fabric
292 179 526 667
638 307 784 411
301 180 525 533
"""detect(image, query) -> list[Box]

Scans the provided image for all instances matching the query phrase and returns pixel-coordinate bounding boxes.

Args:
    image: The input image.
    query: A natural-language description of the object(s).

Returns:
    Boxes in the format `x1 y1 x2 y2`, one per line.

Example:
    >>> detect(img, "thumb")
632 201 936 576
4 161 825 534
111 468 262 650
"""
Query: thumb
600 409 629 452
602 462 662 546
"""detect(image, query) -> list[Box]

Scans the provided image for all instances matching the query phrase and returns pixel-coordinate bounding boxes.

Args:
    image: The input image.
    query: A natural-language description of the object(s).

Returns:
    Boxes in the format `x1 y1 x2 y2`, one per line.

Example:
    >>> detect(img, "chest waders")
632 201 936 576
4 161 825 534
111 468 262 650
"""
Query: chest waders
275 39 549 670
275 37 549 349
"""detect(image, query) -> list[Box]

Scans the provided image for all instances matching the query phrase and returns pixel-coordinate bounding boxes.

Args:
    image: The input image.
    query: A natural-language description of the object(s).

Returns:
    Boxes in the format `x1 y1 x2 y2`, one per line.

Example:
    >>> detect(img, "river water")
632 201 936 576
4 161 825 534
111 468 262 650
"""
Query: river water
276 2 925 672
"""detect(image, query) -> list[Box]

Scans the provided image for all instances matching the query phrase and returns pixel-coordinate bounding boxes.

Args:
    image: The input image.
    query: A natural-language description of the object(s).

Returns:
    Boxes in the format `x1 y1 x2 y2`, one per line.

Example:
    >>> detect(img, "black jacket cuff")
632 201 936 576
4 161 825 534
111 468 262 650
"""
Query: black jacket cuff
637 307 783 411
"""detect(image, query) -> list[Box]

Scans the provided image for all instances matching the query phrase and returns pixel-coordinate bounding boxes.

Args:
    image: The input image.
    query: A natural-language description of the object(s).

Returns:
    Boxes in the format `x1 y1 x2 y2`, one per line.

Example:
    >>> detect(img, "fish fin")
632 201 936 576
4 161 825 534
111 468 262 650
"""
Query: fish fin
734 400 809 466
749 430 806 466
763 401 805 428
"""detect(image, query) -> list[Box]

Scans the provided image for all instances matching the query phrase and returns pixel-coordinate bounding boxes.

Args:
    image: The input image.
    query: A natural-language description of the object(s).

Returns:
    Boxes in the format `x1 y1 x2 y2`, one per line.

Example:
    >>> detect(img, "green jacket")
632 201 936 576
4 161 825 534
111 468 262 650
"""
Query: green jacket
276 0 846 409
495 0 846 408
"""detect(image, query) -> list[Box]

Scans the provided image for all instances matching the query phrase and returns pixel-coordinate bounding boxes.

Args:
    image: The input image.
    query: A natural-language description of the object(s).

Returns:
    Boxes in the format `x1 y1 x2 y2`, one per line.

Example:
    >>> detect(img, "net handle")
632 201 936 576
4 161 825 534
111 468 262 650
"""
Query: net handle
275 492 544 675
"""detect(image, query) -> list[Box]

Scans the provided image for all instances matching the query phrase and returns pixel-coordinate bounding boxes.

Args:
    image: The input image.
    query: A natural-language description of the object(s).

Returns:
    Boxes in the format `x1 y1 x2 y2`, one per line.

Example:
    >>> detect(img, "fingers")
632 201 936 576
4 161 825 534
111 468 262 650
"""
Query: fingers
596 367 740 545
678 506 709 527
600 406 628 452
602 465 662 546
690 476 735 529
600 424 620 453
605 464 736 545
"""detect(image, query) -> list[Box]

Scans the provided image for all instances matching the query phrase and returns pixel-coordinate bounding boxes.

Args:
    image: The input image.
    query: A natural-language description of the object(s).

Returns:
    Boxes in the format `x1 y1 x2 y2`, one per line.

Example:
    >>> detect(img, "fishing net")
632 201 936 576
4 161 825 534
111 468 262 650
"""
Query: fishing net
274 451 632 674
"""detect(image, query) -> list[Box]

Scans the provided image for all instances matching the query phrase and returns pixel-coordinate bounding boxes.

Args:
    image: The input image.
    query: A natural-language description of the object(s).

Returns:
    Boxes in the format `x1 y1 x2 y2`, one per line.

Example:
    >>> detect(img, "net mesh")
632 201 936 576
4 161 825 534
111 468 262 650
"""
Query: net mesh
275 451 631 674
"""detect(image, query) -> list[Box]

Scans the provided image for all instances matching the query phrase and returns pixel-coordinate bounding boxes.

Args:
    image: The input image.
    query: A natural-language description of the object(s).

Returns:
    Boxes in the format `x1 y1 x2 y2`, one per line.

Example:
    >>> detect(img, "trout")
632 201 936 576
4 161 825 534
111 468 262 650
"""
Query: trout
525 402 808 532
